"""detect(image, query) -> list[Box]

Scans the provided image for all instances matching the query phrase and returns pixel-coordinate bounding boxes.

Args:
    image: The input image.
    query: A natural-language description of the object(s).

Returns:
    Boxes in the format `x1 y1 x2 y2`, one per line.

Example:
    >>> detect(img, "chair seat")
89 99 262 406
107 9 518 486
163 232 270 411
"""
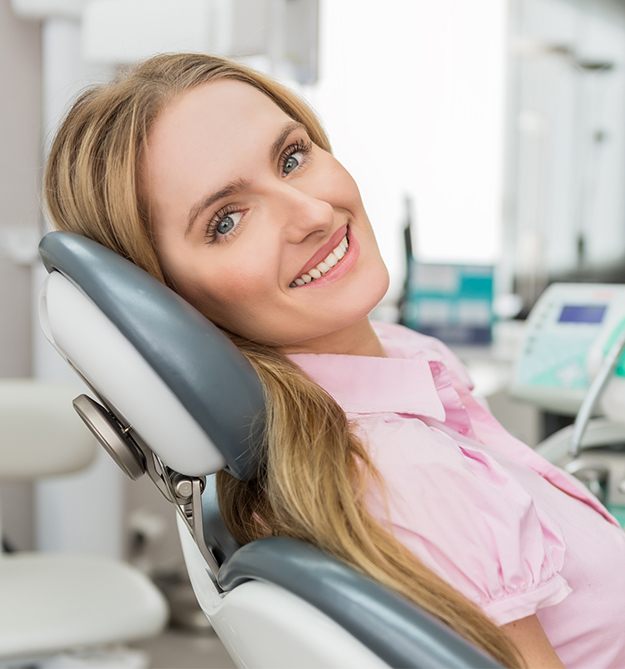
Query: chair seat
0 553 168 660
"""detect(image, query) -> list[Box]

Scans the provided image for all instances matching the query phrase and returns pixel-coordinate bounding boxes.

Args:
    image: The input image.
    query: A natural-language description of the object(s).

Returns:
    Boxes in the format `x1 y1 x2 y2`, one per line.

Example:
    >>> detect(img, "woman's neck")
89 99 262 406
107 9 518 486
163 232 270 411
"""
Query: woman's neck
278 318 387 357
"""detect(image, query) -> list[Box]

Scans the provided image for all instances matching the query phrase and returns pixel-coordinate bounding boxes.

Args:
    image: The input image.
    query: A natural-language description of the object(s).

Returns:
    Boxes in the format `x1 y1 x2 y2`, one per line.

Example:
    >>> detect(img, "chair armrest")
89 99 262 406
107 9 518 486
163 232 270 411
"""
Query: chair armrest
219 537 502 669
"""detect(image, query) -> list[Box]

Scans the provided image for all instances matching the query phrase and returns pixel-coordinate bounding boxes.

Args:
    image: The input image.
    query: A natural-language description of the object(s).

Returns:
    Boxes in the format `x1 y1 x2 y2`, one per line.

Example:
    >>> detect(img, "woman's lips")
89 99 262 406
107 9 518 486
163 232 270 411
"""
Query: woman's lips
290 224 359 288
293 224 349 280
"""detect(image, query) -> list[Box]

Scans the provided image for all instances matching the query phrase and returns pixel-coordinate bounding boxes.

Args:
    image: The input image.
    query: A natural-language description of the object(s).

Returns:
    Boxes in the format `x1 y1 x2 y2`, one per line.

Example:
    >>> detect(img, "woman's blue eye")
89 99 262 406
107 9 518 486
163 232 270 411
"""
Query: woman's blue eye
205 210 243 244
217 215 236 234
279 139 312 176
283 154 301 174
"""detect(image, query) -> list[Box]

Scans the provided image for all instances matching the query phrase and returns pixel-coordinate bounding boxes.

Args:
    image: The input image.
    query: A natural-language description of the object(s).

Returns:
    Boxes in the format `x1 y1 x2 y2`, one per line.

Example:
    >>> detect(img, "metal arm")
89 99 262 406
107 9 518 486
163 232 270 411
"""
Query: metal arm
570 325 625 456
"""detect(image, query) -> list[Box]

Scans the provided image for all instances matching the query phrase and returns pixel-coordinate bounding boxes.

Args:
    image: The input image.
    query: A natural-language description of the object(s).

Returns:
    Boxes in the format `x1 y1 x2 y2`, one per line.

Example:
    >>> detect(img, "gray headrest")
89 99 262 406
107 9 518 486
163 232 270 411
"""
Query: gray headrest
39 231 266 481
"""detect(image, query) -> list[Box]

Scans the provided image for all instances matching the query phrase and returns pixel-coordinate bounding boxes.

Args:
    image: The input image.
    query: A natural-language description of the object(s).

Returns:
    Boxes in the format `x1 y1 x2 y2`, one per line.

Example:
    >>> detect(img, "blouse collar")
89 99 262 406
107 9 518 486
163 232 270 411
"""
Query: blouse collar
286 323 446 419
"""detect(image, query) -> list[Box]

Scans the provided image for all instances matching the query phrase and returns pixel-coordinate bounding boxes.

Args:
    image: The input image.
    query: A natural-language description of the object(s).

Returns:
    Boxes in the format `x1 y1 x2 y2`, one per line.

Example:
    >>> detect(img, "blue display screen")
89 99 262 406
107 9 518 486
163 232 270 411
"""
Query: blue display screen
558 304 607 324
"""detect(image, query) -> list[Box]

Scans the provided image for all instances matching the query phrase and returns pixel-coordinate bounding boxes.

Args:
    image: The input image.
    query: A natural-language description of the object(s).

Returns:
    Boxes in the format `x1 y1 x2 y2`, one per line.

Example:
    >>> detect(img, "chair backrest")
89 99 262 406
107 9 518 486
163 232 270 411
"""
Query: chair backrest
38 231 503 669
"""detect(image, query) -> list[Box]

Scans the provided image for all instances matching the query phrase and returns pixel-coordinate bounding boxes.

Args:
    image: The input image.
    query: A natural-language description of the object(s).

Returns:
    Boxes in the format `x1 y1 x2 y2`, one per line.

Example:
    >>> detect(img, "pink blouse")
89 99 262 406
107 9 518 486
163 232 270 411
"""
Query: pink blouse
287 321 625 669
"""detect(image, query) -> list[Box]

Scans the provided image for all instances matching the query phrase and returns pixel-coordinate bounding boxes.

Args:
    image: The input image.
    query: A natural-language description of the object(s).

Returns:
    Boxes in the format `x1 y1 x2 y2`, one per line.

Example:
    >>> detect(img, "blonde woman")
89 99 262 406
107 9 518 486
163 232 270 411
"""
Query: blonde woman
44 54 625 669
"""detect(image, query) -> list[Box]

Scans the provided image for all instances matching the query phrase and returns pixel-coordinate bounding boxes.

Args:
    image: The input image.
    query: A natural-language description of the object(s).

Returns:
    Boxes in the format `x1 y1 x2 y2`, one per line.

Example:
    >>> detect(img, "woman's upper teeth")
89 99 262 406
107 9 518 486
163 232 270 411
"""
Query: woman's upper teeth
291 235 349 287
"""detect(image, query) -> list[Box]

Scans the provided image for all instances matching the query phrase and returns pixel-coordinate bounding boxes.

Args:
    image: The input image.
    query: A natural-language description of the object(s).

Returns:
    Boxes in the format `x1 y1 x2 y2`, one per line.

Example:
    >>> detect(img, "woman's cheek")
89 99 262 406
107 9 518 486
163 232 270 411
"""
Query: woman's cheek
330 159 365 207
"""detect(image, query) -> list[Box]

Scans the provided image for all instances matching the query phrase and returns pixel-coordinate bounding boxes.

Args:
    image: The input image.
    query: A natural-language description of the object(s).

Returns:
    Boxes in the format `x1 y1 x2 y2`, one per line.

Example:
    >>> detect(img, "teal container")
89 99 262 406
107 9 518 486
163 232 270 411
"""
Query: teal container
401 261 494 346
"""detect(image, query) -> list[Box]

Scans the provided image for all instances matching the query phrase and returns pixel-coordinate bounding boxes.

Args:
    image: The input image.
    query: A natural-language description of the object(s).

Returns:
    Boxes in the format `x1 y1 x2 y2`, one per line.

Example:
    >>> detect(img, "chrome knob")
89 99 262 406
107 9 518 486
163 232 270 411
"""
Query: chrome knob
73 394 145 480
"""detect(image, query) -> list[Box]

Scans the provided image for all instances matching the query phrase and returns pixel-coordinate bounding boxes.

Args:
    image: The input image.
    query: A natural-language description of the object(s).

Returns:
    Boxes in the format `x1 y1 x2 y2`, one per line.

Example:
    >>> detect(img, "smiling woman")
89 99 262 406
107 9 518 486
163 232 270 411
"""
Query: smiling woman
43 53 625 669
44 54 526 667
140 77 388 351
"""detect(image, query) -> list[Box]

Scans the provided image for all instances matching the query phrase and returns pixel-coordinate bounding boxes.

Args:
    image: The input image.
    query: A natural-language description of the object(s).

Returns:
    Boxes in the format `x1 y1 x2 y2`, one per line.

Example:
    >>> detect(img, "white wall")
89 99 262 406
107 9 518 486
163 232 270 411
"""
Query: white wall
0 0 41 552
0 0 40 378
308 0 507 302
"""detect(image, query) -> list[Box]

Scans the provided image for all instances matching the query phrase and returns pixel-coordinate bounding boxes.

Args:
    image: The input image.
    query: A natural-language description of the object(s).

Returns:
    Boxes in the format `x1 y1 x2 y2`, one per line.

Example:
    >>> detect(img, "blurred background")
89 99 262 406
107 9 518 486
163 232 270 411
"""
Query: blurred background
1 0 624 666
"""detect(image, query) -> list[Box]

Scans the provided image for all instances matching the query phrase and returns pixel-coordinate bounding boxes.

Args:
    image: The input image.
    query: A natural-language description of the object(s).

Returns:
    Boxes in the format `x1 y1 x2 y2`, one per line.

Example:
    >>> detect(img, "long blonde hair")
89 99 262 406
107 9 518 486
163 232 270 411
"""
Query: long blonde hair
44 53 523 669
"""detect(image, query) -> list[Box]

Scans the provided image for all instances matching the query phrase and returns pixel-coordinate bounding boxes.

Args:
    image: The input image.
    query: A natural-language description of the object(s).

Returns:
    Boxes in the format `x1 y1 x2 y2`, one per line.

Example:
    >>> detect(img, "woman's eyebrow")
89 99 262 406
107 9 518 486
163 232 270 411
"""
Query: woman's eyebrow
185 120 306 237
269 120 306 163
185 178 249 237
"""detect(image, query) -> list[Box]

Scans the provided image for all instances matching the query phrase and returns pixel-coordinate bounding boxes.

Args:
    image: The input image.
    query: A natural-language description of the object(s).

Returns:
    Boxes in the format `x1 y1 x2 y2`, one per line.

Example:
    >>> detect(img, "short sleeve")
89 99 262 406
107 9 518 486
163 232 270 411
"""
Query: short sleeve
366 420 572 626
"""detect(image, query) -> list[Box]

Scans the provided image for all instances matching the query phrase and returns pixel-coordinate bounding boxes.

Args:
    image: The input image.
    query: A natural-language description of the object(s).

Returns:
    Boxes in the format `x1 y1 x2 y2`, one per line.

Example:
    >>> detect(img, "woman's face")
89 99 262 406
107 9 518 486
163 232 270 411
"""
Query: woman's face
142 79 389 352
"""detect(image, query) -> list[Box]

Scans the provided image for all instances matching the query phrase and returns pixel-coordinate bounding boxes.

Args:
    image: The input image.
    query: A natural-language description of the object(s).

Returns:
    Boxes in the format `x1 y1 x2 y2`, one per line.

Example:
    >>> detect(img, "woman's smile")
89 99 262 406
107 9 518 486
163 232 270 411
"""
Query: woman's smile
289 224 359 289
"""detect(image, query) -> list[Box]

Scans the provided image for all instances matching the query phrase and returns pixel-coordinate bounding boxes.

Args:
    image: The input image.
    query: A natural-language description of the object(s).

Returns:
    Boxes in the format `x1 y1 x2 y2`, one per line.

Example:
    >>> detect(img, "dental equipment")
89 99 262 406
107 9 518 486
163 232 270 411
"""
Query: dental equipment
569 320 625 456
510 282 625 415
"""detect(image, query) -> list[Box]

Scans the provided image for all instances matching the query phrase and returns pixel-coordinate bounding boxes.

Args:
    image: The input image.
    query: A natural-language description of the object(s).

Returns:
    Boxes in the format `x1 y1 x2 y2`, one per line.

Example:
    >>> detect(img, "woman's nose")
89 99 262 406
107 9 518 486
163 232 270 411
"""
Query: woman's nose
278 184 335 243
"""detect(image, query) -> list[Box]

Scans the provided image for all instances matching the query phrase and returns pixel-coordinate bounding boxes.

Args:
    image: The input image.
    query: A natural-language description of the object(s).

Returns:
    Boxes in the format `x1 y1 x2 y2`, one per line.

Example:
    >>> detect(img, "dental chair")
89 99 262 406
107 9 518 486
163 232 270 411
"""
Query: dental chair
0 379 168 668
38 231 503 669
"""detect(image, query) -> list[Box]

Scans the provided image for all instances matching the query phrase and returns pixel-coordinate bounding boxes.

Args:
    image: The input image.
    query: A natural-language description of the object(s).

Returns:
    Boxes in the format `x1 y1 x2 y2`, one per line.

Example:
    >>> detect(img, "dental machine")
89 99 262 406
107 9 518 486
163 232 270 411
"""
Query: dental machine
511 283 625 415
511 282 625 526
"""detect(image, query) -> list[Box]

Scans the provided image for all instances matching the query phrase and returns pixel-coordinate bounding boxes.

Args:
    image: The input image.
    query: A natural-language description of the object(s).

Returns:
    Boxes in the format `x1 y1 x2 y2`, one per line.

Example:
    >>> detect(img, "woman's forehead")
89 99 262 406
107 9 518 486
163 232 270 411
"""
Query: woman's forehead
144 80 294 186
141 80 295 226
152 80 291 151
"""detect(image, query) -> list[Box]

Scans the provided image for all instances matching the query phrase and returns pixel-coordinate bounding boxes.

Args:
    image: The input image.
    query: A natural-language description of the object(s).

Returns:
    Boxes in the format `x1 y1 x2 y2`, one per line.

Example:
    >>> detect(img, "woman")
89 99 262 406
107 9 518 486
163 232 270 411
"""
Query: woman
44 53 625 669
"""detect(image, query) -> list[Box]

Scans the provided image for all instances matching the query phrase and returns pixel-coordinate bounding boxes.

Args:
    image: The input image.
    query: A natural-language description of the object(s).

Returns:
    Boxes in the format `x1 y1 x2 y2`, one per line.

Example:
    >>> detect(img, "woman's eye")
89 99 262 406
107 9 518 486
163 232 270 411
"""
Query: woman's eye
282 151 304 175
217 213 238 234
205 210 243 244
280 140 311 176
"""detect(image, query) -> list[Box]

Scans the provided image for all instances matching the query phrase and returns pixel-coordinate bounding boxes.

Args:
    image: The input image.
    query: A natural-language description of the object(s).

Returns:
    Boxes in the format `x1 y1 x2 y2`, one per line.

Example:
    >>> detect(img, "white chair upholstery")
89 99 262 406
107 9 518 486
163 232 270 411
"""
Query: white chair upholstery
0 379 168 664
0 553 166 660
0 380 95 480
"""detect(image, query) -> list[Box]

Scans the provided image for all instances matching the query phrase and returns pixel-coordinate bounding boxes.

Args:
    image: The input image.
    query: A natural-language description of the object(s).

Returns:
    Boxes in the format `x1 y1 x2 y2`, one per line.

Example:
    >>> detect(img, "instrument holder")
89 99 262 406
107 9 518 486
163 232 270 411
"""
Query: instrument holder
570 324 625 457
